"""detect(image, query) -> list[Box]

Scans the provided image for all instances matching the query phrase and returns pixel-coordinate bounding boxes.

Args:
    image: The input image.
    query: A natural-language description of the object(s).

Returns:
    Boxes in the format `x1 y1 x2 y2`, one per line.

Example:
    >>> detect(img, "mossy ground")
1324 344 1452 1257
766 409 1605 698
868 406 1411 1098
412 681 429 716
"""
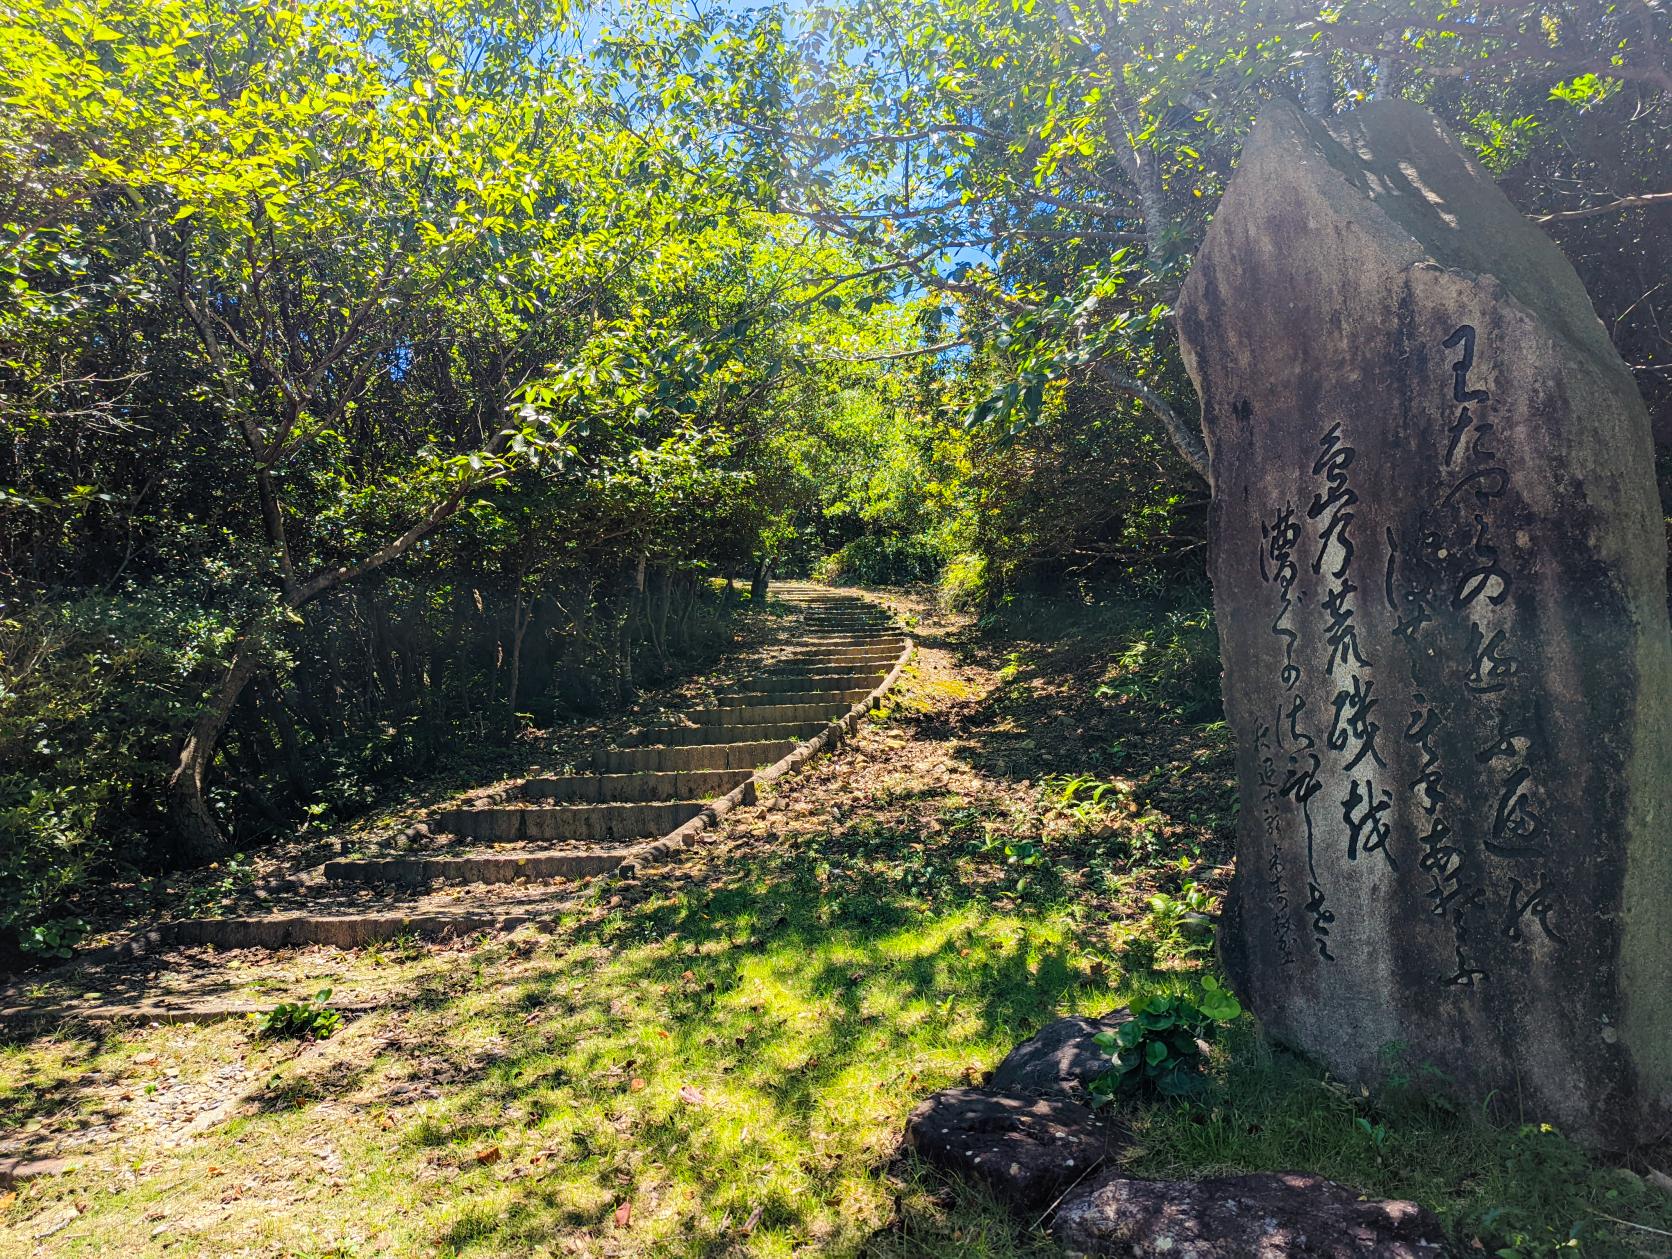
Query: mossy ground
3 591 1669 1256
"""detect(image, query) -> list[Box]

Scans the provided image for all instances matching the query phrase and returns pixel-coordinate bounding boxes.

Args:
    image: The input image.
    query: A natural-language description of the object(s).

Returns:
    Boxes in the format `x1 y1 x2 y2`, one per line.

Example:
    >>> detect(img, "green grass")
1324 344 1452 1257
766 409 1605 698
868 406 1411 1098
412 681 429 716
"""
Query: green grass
0 849 1122 1256
4 591 1671 1256
8 820 1670 1256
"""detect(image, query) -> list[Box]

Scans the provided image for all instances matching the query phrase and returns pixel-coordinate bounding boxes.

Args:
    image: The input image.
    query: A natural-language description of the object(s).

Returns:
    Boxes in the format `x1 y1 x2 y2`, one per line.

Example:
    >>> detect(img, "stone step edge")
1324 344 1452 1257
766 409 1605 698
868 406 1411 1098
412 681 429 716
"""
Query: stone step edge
619 633 914 869
325 633 911 883
0 998 385 1031
322 848 630 884
163 909 553 950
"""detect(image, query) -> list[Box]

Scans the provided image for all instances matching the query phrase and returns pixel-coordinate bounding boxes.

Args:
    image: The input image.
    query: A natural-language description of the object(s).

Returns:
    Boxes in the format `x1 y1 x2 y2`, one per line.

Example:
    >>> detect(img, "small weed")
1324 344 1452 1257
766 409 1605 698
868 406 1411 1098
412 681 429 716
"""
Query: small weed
1354 1115 1391 1157
17 916 88 960
176 851 257 917
1146 881 1218 954
249 988 343 1041
1089 977 1242 1101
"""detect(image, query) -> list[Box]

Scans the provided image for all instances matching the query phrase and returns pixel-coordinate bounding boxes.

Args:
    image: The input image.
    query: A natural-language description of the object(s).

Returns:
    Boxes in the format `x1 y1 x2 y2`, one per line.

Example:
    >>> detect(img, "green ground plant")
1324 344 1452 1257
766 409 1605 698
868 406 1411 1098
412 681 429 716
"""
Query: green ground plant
1089 977 1242 1101
249 989 344 1042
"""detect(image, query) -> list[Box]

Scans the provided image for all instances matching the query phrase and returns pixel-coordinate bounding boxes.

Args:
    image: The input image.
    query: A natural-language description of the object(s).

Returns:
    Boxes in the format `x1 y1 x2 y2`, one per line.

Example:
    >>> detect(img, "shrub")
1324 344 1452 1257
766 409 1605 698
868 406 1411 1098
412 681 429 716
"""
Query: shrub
937 551 988 611
1095 604 1222 722
0 588 236 955
813 534 943 586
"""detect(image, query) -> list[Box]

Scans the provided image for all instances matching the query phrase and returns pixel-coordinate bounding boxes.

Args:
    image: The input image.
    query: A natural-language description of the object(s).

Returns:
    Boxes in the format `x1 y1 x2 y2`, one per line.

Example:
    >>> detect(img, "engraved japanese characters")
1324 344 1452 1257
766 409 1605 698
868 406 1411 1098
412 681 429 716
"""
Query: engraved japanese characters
1176 101 1672 1148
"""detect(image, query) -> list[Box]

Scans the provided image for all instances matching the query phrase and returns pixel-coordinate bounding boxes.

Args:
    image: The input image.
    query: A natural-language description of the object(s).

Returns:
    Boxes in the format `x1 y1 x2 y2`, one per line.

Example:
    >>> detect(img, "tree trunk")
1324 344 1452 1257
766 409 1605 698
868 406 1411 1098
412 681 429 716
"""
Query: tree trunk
255 674 312 800
645 565 673 674
676 572 699 638
167 645 261 866
751 557 771 602
505 585 532 737
1303 54 1333 116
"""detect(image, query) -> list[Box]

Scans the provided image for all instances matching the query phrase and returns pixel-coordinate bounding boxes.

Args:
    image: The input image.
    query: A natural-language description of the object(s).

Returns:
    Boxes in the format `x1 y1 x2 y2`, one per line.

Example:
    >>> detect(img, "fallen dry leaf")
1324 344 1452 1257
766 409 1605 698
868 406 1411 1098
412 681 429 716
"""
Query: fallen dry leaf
678 1085 706 1105
629 1077 646 1092
613 1199 632 1229
474 1146 502 1166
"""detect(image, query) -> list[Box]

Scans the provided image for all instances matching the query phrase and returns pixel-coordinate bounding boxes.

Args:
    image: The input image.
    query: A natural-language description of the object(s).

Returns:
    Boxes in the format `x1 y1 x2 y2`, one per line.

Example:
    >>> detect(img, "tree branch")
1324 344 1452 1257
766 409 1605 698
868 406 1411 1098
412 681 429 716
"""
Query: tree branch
1088 360 1209 484
812 339 969 363
1533 190 1672 222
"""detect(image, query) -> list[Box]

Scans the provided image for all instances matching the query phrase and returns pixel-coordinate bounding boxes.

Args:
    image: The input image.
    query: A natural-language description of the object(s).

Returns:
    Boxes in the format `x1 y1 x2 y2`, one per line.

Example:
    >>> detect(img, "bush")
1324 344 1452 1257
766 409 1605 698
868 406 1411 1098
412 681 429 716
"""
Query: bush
813 534 943 586
1095 603 1222 722
0 587 236 956
1089 977 1243 1101
937 552 988 611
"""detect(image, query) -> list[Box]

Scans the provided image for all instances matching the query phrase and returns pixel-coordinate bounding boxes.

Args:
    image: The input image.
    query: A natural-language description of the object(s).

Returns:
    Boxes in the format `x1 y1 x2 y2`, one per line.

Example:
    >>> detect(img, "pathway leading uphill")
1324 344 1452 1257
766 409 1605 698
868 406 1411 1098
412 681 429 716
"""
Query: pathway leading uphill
1 587 911 1023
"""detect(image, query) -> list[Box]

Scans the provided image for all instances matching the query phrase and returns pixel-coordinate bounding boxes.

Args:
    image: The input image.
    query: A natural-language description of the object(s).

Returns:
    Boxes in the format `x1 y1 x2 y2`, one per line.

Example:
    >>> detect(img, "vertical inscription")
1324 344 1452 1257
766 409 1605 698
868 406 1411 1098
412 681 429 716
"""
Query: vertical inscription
1308 423 1394 891
1383 323 1564 987
1252 327 1565 983
1259 501 1303 966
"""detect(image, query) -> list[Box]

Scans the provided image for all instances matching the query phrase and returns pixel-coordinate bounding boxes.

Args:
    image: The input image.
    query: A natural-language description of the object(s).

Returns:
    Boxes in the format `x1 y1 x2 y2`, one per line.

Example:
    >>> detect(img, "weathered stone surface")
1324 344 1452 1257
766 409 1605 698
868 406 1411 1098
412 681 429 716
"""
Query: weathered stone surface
1052 1170 1449 1258
988 1010 1131 1101
1175 101 1672 1147
902 1086 1123 1208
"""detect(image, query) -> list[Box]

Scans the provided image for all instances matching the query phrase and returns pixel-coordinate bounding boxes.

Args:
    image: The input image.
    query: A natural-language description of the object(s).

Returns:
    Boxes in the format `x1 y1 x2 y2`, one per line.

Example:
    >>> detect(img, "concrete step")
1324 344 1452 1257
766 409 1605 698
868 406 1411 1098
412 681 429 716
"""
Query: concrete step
167 909 550 950
720 672 883 694
774 644 903 658
762 658 896 678
714 688 872 707
324 849 625 886
594 741 796 772
657 701 850 726
779 638 902 648
621 720 826 747
764 652 900 669
799 634 904 647
518 770 751 802
435 801 702 842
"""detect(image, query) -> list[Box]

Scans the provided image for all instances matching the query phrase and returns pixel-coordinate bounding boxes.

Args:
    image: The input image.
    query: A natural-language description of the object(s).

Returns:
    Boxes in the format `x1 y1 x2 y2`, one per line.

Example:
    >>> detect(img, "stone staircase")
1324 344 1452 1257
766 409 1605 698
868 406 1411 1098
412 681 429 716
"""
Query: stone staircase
131 586 911 954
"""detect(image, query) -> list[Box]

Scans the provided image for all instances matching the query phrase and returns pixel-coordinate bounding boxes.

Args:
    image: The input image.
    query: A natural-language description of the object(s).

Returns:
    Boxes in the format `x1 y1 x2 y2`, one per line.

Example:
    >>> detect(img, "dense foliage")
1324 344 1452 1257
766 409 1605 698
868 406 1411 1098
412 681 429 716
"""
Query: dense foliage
699 0 1672 594
3 0 1669 954
0 0 917 951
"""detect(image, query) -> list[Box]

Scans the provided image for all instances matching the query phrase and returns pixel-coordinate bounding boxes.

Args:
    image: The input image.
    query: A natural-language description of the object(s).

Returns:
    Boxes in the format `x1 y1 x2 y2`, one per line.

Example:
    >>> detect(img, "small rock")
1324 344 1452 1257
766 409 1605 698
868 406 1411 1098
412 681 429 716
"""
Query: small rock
0 1156 71 1185
988 1010 1131 1101
903 1086 1123 1209
1052 1170 1449 1258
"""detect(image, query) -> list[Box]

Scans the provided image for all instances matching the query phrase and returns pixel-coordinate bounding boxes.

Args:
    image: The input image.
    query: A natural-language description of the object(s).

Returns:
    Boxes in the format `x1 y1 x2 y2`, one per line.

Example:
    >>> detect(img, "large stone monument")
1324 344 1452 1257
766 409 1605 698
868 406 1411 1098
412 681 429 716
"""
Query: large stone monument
1175 101 1672 1147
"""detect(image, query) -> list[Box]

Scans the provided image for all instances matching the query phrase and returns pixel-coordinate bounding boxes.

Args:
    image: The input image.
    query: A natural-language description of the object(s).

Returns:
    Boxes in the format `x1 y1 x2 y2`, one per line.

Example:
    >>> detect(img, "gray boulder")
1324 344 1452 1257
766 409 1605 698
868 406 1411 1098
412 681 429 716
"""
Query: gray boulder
1053 1170 1450 1257
903 1086 1125 1209
988 1010 1130 1101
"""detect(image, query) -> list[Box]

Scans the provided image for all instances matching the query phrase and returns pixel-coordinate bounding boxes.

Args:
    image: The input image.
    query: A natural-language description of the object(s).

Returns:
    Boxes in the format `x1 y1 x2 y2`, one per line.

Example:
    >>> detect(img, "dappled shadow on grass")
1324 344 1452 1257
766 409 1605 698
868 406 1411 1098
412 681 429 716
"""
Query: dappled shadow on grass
368 833 1121 1256
921 594 1237 883
0 1027 129 1160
